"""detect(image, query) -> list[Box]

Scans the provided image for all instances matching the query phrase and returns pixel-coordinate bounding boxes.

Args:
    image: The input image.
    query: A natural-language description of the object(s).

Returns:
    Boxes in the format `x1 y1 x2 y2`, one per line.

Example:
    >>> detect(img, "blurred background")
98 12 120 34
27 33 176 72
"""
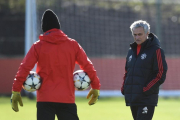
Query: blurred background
0 0 180 97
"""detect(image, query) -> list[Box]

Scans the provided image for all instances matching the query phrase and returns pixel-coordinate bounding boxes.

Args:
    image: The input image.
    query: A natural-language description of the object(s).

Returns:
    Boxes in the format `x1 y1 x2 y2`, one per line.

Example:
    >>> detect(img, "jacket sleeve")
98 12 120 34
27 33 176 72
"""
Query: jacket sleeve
74 42 100 90
12 44 38 92
143 48 168 96
121 61 127 95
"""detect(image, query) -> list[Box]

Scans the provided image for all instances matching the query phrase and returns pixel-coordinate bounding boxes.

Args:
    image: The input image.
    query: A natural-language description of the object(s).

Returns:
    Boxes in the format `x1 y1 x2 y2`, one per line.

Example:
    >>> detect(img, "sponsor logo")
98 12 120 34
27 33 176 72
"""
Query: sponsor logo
128 55 132 62
142 107 148 114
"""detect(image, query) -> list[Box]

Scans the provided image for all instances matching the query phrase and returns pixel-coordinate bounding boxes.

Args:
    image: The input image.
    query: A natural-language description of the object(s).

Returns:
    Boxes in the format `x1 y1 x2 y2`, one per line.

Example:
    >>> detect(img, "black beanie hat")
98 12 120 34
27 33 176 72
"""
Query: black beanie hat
41 9 61 32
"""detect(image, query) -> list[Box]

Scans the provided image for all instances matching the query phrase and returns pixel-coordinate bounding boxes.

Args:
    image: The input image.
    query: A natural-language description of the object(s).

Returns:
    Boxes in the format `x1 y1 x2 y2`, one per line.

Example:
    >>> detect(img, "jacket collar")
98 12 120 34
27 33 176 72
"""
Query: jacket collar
39 28 68 44
130 33 160 50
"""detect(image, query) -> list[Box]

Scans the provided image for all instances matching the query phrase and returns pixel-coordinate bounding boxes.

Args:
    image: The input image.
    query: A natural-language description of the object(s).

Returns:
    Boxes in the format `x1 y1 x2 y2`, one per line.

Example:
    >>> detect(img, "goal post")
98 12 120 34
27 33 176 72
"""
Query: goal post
25 0 37 55
25 0 37 96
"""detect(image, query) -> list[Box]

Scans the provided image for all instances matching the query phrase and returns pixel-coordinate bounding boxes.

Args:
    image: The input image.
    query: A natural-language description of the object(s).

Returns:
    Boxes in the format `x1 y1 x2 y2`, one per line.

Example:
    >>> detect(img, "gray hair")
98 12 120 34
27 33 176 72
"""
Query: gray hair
130 20 150 34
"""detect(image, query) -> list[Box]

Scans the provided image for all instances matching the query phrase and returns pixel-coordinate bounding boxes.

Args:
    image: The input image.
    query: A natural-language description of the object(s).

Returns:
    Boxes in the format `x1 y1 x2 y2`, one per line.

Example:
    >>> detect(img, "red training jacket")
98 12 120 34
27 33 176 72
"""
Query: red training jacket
12 29 100 103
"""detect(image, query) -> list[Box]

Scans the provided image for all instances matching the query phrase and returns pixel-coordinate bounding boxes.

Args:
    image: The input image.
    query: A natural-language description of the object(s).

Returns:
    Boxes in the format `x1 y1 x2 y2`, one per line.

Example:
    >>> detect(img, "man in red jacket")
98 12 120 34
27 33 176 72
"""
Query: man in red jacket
11 9 101 120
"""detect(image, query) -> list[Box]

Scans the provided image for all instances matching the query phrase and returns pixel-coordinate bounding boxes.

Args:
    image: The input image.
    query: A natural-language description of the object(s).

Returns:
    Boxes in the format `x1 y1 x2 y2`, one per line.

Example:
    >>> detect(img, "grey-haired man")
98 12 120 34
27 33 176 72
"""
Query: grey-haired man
121 20 167 120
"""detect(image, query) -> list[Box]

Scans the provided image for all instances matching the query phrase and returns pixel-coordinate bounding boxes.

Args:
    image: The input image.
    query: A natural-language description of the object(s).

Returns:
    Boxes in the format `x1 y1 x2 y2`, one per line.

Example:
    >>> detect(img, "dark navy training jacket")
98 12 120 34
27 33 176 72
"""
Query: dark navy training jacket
121 33 168 106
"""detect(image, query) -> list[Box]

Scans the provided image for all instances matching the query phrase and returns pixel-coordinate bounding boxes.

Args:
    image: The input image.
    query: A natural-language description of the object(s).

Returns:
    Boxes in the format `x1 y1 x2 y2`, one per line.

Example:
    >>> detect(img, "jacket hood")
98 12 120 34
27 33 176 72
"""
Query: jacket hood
39 29 68 44
130 33 160 49
145 33 160 48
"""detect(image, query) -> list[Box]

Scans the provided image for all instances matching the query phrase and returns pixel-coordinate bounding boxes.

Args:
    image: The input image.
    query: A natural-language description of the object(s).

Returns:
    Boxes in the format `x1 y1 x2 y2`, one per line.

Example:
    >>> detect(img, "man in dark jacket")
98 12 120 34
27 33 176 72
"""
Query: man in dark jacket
121 20 167 120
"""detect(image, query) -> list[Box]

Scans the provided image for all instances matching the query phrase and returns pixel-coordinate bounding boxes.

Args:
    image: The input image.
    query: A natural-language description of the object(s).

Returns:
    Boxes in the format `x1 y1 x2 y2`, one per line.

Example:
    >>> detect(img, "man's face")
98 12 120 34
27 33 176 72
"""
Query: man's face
132 27 149 45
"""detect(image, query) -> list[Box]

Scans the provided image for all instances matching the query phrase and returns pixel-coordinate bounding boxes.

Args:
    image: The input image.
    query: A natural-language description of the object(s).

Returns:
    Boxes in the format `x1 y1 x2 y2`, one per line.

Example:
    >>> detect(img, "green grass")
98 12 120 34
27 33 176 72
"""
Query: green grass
1 96 180 120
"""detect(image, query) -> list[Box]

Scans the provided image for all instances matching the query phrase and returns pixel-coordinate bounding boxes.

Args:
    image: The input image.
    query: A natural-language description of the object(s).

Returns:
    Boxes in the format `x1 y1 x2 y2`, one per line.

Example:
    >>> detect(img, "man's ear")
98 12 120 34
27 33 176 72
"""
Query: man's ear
146 32 149 38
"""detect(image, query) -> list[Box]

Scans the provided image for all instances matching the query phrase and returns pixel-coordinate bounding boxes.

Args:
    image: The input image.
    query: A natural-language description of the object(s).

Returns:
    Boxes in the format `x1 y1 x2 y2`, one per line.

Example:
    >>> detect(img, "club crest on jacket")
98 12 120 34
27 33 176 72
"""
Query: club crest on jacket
141 53 147 60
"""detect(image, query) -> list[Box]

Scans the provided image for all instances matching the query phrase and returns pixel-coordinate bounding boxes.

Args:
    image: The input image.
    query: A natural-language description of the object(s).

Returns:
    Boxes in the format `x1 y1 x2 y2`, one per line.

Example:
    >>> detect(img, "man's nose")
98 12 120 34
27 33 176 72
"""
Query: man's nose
135 35 139 39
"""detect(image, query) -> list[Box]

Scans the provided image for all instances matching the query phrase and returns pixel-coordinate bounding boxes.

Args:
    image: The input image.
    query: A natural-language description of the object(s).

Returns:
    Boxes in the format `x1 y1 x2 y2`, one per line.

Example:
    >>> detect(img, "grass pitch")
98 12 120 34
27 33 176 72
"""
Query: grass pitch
0 96 180 120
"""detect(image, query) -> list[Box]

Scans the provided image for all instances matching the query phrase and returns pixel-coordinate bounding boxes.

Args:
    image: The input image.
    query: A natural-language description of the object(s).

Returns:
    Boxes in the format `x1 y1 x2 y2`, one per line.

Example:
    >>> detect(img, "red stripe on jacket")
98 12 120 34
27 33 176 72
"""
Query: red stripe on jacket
143 49 163 92
121 70 127 92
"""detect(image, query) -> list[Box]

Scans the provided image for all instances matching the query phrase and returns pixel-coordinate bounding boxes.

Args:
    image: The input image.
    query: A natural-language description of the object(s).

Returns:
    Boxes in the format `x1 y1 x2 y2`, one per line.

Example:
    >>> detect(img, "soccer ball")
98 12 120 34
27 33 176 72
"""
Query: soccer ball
73 70 91 91
23 71 41 92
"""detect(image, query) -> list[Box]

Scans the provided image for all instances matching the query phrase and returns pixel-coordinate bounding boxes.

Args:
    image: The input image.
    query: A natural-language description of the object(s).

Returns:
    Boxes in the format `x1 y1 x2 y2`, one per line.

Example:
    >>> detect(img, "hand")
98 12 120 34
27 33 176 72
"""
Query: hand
121 89 124 95
11 91 23 112
86 89 99 105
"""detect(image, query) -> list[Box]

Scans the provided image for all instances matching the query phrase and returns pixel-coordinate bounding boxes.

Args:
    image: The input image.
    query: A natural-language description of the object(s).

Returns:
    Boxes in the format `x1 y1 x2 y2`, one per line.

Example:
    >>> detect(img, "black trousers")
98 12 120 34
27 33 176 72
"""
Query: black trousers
37 102 79 120
130 105 155 120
